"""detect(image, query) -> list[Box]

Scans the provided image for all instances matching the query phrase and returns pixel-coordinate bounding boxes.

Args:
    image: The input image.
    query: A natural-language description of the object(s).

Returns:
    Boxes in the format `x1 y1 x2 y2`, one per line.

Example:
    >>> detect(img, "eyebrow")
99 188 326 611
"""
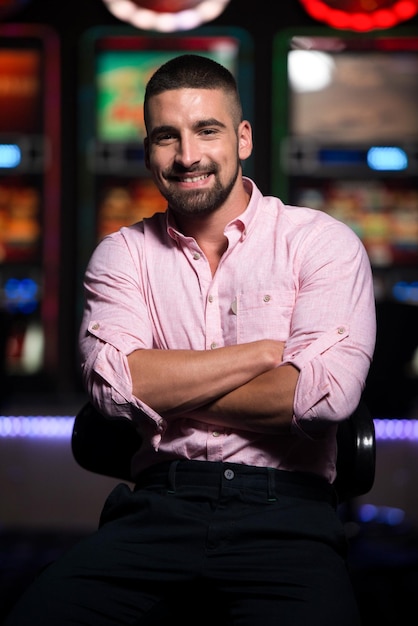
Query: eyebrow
150 118 227 141
194 118 227 130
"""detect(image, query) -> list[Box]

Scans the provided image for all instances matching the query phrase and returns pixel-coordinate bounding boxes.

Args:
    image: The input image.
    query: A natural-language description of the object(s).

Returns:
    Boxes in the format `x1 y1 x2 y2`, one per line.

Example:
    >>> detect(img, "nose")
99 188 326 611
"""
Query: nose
175 135 201 168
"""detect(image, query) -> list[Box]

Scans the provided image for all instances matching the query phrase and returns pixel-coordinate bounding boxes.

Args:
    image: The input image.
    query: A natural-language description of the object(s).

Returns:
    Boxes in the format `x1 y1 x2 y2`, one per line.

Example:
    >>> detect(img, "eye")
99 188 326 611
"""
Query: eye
199 128 219 137
155 132 176 144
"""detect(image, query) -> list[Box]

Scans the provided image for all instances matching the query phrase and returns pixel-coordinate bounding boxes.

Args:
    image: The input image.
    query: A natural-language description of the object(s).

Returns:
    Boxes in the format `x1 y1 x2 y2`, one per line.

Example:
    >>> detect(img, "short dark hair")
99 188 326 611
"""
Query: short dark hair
144 54 243 128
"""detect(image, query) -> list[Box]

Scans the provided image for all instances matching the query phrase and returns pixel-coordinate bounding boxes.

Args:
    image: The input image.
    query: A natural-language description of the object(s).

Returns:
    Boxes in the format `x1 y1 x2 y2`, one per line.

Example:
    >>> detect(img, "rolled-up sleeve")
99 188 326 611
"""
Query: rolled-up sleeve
78 230 165 441
281 217 376 435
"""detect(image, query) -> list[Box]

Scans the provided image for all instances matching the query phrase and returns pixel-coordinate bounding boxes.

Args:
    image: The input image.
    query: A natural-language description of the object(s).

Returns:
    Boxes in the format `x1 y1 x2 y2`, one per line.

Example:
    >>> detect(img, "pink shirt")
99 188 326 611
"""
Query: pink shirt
79 178 376 482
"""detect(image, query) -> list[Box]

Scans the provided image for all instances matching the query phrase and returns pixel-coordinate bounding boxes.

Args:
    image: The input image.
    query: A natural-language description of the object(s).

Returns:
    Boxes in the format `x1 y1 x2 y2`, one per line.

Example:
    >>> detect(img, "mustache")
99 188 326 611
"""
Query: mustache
163 162 218 179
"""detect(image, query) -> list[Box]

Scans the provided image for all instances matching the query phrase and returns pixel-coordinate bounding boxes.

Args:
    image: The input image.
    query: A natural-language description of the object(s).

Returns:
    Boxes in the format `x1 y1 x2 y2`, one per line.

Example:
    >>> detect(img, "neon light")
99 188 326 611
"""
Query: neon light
1 417 418 440
298 0 418 31
102 0 231 32
0 416 74 439
374 419 418 440
358 503 405 525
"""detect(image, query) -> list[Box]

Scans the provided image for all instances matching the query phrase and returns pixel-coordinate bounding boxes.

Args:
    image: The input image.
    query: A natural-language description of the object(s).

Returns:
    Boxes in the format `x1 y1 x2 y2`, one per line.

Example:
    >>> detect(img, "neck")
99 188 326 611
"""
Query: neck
175 180 250 240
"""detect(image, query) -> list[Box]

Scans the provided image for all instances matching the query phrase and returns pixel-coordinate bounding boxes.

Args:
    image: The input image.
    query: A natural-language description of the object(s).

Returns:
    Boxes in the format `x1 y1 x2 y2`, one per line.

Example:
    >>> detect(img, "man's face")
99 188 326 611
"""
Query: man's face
144 88 252 218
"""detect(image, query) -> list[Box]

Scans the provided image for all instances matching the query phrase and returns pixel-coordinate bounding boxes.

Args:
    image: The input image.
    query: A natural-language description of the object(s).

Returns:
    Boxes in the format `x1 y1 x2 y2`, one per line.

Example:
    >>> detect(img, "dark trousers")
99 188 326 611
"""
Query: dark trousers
3 460 361 626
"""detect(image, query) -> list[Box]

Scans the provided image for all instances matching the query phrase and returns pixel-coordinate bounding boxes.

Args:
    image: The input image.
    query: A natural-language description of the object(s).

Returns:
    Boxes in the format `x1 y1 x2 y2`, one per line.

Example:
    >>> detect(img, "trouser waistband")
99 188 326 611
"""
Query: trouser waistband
135 460 337 507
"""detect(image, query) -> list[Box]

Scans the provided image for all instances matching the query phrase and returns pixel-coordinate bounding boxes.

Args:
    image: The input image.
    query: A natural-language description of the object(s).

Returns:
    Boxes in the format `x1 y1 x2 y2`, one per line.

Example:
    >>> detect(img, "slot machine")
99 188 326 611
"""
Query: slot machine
0 24 60 397
76 25 254 320
272 28 418 418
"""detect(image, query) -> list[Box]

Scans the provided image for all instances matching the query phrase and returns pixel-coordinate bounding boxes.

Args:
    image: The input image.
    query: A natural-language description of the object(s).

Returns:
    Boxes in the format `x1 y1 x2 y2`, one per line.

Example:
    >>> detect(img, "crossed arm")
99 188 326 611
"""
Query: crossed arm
127 339 299 434
81 217 375 433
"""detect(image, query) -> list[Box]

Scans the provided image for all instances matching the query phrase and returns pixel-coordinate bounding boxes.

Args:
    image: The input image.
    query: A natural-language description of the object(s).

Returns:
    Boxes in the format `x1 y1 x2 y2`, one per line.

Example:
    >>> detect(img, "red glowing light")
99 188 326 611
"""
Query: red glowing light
299 0 418 31
122 0 203 11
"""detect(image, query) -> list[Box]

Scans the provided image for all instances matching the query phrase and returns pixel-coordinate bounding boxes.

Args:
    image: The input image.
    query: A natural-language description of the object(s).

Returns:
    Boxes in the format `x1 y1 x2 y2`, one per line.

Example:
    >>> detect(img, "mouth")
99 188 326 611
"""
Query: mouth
181 173 210 183
166 171 212 184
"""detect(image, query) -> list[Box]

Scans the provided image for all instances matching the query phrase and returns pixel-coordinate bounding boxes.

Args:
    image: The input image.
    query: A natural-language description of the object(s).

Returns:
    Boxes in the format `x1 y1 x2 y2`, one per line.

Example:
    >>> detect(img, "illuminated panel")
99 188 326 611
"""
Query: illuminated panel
272 31 418 274
0 48 43 267
0 24 60 377
94 34 243 146
0 48 41 134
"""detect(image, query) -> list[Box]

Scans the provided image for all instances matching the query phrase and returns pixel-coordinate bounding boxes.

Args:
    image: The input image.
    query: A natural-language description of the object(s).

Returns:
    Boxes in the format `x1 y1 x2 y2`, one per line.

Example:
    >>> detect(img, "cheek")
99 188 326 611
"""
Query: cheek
147 148 169 172
213 142 239 165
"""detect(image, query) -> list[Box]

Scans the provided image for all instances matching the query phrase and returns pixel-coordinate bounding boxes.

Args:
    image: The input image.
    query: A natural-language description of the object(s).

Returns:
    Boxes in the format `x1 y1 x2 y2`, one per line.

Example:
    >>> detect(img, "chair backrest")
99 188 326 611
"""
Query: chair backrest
72 400 376 501
334 400 376 501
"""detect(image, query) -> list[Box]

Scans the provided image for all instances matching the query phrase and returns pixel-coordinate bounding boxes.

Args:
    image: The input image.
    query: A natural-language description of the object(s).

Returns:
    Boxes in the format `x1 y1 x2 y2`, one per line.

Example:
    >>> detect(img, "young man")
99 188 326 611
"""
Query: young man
4 54 376 626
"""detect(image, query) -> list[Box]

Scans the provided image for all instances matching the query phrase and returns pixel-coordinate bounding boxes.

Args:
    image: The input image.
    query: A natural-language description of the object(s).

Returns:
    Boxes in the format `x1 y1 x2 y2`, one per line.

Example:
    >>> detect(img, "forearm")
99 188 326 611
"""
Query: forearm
127 339 285 414
182 364 299 434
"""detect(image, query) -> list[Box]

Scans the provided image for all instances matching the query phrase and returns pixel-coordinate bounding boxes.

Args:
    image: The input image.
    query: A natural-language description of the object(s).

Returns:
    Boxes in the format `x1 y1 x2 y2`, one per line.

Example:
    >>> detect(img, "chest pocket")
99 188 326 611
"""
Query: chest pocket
236 290 295 343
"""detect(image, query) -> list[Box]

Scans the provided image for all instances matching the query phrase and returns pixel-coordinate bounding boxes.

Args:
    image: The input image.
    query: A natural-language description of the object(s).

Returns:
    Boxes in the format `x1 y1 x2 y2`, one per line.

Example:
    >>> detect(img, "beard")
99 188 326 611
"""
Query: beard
157 160 240 218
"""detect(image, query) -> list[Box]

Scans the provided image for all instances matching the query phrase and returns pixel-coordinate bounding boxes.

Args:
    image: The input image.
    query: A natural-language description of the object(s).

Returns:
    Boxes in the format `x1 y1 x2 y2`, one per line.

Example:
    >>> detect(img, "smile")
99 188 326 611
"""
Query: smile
180 173 210 183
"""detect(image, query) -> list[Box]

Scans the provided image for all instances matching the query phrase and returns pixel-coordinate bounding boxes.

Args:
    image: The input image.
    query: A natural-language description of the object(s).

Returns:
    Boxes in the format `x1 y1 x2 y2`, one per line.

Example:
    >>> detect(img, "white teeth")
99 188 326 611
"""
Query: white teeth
182 174 208 183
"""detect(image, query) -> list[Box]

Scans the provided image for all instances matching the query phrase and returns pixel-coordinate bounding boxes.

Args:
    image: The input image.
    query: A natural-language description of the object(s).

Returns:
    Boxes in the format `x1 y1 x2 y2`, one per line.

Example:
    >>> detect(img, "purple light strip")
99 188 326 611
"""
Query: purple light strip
374 419 418 441
0 416 74 438
1 416 418 440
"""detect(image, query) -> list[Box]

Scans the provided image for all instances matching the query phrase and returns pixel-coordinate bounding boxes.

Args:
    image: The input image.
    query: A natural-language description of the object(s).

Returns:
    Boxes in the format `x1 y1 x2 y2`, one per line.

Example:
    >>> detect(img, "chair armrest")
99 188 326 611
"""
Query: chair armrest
334 400 376 501
72 400 376 501
71 402 142 482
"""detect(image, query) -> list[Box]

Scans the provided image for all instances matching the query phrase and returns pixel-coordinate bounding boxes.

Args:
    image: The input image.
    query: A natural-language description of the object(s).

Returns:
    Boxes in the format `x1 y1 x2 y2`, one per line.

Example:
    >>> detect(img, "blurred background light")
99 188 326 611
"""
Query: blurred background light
288 50 335 92
0 144 21 169
102 0 232 32
298 0 418 31
367 146 408 171
1 416 418 440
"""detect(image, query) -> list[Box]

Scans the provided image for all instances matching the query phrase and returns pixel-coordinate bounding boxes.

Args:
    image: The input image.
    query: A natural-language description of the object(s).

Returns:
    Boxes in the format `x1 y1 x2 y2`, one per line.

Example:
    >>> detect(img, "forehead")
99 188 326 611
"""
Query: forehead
146 87 233 127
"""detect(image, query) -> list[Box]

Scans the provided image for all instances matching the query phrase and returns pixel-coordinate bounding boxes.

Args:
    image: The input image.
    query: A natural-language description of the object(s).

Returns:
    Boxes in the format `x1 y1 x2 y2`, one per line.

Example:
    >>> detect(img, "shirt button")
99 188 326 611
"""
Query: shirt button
212 431 220 437
224 469 235 480
208 295 214 303
337 326 345 334
210 342 217 349
92 323 99 330
193 252 201 260
263 294 271 303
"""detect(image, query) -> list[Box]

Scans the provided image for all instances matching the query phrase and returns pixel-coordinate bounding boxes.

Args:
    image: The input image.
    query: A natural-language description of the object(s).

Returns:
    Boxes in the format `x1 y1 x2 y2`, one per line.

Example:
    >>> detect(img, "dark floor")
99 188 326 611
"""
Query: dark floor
2 519 418 625
348 521 418 625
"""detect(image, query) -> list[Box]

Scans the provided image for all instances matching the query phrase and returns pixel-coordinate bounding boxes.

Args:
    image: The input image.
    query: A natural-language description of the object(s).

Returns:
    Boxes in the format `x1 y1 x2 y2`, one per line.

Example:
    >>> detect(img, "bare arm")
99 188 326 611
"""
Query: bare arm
127 339 285 415
176 364 299 434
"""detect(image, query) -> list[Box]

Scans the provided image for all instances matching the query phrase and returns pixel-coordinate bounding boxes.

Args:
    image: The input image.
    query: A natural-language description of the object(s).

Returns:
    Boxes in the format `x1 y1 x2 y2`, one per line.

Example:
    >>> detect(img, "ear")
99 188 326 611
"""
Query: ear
238 120 253 161
144 137 150 170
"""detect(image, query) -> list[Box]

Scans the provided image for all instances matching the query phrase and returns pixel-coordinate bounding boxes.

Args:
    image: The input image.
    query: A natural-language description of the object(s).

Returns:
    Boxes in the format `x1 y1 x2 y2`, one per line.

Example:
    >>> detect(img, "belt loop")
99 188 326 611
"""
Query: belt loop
167 460 179 494
267 467 277 502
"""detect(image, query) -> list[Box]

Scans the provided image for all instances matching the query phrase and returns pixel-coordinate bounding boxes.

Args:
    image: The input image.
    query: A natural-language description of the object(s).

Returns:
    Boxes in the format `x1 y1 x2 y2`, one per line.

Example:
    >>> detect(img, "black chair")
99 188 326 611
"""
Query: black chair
72 400 376 502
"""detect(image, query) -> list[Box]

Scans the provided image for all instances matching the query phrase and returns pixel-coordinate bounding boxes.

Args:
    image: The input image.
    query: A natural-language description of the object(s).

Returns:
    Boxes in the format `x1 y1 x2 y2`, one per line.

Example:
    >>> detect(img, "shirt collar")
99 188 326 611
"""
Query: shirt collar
166 176 261 242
